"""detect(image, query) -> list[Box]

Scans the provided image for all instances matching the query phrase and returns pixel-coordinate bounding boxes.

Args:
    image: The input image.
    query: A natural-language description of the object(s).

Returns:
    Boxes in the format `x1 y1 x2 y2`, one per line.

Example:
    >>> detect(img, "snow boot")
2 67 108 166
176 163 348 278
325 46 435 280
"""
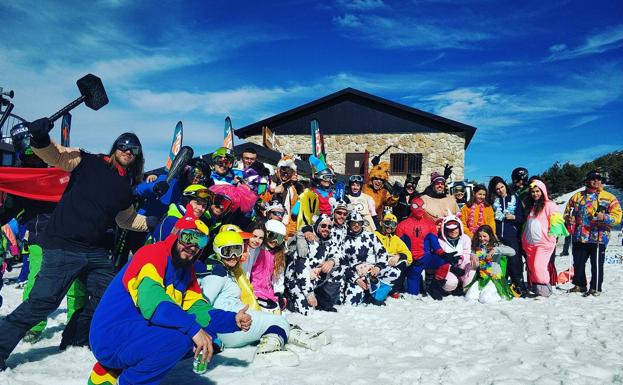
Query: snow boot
428 279 445 301
253 334 299 367
88 362 120 385
287 325 331 351
569 285 587 293
583 289 601 297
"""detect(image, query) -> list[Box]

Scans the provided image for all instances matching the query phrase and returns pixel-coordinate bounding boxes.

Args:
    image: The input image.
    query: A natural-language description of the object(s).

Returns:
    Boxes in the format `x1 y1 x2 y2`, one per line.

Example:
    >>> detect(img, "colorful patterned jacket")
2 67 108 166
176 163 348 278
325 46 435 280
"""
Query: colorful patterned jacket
564 188 622 245
92 234 238 339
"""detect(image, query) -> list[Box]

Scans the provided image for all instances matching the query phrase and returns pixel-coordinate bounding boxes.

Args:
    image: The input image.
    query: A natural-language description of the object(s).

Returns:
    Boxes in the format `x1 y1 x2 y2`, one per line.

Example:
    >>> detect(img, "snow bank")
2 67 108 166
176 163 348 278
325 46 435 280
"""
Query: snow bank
1 244 623 385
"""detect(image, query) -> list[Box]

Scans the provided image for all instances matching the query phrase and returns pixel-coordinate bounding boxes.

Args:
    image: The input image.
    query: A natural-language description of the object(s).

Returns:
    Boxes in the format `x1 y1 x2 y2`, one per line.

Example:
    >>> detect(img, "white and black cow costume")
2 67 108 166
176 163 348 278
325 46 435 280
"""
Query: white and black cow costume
285 214 343 315
342 212 401 305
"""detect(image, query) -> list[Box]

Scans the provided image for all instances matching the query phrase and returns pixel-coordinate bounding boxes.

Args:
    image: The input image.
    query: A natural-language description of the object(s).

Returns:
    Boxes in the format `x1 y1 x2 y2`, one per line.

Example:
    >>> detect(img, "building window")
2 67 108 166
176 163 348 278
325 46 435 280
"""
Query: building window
390 153 422 175
297 153 311 163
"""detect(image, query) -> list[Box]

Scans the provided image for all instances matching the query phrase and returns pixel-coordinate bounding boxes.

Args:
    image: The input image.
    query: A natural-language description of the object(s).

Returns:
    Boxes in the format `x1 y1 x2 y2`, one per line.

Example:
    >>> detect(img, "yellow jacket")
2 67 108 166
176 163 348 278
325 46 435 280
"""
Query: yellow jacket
374 231 413 265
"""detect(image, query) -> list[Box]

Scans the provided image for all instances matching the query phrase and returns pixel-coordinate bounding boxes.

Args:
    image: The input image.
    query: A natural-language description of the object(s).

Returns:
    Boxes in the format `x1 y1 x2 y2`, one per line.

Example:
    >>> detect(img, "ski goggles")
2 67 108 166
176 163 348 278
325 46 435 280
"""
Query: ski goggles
213 156 233 167
319 174 336 182
217 244 244 260
382 220 397 228
183 188 213 200
266 231 285 246
269 210 285 218
213 194 233 212
177 229 208 249
116 143 141 156
349 175 364 184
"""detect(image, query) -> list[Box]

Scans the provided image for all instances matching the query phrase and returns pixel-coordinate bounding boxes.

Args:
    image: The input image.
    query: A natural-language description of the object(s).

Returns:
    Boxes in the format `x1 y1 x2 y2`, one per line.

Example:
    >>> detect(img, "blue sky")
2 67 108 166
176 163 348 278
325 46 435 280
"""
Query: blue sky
1 0 622 182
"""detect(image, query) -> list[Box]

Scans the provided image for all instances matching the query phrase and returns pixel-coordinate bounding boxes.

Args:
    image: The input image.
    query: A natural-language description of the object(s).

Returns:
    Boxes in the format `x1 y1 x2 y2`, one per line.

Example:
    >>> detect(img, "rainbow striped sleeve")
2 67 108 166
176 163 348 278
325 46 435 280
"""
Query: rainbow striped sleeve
184 273 212 328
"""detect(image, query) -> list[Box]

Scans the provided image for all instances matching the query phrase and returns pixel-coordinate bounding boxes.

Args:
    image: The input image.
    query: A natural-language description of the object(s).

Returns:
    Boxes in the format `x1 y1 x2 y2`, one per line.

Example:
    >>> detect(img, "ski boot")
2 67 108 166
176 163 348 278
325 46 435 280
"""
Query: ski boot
88 362 120 385
583 289 601 297
287 324 332 351
253 334 299 367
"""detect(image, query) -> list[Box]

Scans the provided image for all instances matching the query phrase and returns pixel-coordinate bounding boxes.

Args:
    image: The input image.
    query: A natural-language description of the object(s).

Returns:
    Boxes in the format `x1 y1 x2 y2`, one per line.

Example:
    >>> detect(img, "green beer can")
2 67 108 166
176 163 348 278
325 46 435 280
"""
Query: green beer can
193 353 208 374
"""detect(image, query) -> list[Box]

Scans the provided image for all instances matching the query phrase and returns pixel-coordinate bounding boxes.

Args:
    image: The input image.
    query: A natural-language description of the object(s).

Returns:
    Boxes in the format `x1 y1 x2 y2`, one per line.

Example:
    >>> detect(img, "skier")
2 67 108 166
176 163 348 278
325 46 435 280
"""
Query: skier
0 119 151 370
565 170 621 295
88 216 251 384
270 155 304 238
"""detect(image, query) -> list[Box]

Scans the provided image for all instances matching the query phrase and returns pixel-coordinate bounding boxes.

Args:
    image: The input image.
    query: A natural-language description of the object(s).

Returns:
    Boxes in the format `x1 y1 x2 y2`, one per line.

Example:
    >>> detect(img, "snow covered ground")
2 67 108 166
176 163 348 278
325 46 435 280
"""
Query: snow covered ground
1 240 623 385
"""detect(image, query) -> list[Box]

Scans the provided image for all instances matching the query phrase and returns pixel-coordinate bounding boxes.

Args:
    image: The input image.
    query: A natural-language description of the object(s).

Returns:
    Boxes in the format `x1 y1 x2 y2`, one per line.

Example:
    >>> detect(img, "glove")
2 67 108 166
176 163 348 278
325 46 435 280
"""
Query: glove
383 181 393 193
153 181 169 197
391 181 403 197
27 118 52 148
443 164 453 180
450 266 465 277
440 251 460 265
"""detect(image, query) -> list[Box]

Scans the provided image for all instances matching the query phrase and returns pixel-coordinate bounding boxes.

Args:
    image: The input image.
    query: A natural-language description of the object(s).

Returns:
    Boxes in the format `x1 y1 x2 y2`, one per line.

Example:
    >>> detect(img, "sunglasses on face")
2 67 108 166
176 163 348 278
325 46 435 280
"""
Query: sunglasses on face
213 194 233 212
319 223 333 229
215 156 233 167
116 143 141 156
178 229 208 249
219 244 244 260
266 231 285 245
334 210 347 216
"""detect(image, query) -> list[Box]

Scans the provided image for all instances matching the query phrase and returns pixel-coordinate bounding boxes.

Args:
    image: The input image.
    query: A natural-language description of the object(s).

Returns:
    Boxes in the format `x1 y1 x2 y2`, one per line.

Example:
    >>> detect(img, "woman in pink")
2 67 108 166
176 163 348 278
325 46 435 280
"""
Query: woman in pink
521 179 568 297
250 219 287 313
438 214 475 290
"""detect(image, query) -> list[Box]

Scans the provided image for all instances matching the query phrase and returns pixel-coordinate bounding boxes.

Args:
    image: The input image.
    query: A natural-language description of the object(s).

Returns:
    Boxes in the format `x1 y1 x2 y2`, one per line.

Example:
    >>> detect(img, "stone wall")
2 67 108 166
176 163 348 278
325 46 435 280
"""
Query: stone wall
245 132 465 190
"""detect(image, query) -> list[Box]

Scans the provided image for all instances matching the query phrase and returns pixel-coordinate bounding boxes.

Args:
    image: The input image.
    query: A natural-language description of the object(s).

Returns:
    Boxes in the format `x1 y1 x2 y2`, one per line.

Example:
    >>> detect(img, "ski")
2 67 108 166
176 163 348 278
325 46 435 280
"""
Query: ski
165 121 183 172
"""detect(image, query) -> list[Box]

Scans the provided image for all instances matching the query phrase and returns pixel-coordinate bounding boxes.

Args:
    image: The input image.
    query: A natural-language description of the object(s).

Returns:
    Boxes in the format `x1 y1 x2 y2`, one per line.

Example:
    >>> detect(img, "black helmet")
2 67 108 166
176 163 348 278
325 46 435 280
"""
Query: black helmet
113 132 142 155
10 122 31 153
511 167 529 183
314 168 335 184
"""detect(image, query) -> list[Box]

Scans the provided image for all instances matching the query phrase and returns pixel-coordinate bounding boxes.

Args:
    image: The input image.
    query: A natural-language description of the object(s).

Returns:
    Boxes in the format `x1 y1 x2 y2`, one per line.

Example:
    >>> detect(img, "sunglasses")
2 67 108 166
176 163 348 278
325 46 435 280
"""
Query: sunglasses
213 194 233 212
178 229 208 249
219 244 244 260
383 220 397 228
116 143 141 156
334 210 347 216
319 223 333 229
266 231 285 245
215 156 233 167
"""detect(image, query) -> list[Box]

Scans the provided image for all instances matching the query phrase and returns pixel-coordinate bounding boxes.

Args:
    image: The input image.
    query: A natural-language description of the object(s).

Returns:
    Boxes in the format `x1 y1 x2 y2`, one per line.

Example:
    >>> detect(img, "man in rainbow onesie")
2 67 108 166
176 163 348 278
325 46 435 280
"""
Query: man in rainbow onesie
395 196 460 296
88 216 251 385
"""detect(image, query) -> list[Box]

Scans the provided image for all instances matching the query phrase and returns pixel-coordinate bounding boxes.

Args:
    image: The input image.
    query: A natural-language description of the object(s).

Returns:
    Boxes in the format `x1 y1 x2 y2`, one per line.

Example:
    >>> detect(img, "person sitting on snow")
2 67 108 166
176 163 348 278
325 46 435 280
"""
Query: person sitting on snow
200 230 330 367
421 168 459 221
465 225 516 303
374 213 412 295
285 214 343 314
438 215 474 295
88 216 251 385
396 196 460 296
342 212 401 306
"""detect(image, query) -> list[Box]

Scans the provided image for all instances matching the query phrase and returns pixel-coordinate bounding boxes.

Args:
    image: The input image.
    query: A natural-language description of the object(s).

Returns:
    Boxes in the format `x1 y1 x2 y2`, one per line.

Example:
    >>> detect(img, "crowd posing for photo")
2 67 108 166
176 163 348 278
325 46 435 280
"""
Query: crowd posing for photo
0 122 621 384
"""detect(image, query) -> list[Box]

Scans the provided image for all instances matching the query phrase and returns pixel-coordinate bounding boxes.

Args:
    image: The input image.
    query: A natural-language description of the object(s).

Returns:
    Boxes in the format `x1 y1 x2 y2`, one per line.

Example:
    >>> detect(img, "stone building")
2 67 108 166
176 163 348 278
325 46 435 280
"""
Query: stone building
235 88 476 190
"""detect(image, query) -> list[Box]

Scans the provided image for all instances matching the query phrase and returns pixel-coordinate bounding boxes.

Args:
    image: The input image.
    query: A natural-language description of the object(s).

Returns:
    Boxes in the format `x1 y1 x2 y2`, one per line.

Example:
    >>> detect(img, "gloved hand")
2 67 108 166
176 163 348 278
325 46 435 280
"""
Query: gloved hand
391 181 403 197
153 181 169 197
450 265 465 277
439 251 460 265
443 164 453 180
27 118 52 148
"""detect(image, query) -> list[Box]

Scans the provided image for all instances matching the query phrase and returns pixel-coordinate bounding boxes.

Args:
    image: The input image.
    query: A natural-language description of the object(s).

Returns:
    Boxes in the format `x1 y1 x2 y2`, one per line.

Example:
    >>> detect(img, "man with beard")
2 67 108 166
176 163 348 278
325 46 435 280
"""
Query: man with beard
0 119 150 369
270 155 304 238
285 215 342 314
88 216 251 385
421 171 459 222
342 212 401 305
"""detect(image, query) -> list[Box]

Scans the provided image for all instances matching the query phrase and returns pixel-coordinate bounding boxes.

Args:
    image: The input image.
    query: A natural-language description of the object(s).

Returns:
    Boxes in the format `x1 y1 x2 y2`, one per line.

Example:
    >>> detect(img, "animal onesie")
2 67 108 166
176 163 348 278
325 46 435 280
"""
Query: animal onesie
342 229 401 305
521 180 569 294
347 192 377 232
438 215 474 288
363 162 398 217
89 234 239 385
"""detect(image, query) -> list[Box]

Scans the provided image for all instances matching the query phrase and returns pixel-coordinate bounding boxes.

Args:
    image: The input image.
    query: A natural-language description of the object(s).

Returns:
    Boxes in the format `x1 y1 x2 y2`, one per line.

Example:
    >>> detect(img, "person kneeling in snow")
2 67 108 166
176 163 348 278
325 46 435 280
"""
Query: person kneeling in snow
464 225 515 303
374 213 412 295
438 214 476 294
88 216 251 385
342 212 401 305
201 230 330 367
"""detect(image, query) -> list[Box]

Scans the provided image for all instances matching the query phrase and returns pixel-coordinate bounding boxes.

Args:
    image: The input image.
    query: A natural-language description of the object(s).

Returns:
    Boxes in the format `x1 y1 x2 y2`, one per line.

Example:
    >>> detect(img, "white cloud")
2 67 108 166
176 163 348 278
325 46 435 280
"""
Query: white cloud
568 115 599 129
547 24 623 61
334 14 363 28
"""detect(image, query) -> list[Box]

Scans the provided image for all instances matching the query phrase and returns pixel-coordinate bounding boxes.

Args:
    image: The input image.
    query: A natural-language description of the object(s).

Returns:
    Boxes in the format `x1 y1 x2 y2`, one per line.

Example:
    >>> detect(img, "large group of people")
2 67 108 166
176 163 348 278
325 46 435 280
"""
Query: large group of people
0 121 621 384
